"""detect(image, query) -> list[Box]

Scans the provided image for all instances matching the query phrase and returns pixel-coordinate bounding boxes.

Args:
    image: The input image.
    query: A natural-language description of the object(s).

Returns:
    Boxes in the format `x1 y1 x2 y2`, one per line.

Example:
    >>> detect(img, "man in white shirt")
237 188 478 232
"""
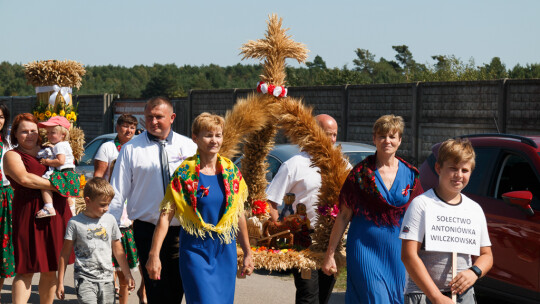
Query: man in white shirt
266 114 339 304
109 97 197 304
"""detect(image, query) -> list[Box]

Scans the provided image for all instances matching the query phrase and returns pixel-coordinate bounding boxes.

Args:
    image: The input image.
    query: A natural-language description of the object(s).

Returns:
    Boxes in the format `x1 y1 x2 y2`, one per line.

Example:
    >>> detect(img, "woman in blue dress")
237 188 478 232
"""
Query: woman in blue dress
322 114 423 304
146 113 253 304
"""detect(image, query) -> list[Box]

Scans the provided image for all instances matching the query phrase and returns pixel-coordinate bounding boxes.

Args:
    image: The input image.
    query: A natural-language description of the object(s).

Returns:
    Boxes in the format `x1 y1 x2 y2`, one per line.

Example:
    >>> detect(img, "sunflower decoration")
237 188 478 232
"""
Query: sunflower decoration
24 59 86 161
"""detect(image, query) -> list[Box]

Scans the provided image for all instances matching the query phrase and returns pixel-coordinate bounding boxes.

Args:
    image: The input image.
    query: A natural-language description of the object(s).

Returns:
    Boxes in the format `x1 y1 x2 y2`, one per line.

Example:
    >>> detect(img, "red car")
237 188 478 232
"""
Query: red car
419 134 540 304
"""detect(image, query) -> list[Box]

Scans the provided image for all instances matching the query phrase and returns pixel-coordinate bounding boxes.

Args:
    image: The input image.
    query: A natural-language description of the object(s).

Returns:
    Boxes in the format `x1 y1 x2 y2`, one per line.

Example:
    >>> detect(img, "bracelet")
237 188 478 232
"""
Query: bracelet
469 265 482 278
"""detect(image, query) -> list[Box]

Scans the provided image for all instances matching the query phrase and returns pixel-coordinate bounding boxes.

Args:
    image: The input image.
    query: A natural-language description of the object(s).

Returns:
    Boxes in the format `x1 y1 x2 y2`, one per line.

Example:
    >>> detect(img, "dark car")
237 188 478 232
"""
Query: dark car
235 141 376 183
76 133 118 179
419 134 540 304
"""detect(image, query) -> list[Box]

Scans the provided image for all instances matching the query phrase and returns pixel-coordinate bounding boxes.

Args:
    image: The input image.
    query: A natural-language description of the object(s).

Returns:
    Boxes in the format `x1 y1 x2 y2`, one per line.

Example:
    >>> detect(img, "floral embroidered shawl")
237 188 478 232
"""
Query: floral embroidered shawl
339 154 423 227
159 152 248 244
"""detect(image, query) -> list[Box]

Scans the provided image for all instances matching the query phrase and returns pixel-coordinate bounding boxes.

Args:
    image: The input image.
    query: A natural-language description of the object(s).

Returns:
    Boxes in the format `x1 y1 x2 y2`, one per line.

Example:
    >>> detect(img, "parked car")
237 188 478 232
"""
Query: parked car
419 134 540 304
76 133 117 179
235 141 376 183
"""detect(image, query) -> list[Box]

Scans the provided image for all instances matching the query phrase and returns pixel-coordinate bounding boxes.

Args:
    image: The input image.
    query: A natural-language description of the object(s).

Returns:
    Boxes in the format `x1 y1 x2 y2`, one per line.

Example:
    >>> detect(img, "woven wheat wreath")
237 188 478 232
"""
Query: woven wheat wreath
220 14 350 271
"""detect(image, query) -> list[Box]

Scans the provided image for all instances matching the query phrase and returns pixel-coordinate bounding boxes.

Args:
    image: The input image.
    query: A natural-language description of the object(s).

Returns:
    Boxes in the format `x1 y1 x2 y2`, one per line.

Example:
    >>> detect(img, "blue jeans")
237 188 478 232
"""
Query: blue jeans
75 277 115 304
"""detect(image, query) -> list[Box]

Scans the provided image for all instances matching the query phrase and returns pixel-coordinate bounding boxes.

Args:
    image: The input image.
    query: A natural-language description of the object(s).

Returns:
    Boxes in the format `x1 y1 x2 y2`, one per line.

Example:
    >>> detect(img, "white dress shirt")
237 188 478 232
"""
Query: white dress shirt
266 152 322 228
108 130 197 226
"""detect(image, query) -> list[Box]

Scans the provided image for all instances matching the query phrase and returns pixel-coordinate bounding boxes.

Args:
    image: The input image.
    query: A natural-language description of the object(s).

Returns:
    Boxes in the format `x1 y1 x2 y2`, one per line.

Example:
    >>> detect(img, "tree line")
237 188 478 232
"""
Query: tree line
2 45 540 98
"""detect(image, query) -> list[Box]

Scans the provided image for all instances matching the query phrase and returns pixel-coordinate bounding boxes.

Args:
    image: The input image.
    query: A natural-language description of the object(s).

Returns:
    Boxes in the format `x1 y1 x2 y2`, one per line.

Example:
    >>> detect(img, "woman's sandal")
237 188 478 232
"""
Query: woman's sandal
36 206 56 218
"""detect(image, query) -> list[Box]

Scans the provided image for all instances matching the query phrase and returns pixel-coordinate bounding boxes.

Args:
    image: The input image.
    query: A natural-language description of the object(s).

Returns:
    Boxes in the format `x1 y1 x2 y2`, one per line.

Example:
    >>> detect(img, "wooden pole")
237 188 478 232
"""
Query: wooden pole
452 251 457 304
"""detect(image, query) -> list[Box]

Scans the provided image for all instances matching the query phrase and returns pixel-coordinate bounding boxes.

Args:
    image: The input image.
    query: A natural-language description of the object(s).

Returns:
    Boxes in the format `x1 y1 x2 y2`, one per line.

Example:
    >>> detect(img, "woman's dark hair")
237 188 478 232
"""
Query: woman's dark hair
0 103 10 142
117 114 138 127
10 113 41 147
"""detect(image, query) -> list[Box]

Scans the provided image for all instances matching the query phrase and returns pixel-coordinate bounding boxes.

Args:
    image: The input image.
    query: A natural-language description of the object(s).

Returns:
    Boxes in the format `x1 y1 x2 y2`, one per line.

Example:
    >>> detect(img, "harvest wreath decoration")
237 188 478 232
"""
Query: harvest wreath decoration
24 59 86 162
219 15 350 271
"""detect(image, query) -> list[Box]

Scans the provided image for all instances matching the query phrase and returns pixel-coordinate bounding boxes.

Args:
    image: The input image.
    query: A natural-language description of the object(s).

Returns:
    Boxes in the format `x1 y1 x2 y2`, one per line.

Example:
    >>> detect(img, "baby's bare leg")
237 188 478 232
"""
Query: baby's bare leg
42 189 54 205
37 189 56 217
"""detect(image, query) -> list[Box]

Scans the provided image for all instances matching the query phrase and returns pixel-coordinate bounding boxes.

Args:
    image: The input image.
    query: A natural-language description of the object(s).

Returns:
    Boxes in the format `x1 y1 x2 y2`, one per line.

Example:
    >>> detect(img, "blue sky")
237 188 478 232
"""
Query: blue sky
1 0 539 69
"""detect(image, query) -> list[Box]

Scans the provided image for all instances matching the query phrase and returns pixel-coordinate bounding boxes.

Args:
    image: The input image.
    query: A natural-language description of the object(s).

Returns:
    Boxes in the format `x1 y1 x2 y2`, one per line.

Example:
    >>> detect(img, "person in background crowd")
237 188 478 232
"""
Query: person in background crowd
266 114 341 304
146 112 253 304
94 114 137 180
4 113 74 304
322 114 423 304
109 97 197 303
0 104 14 300
94 113 146 304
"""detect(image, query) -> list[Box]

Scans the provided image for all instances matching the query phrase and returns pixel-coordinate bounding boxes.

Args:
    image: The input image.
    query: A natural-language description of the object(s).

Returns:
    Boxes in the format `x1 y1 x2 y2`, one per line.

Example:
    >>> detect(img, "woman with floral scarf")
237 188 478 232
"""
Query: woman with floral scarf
146 112 253 304
322 115 423 304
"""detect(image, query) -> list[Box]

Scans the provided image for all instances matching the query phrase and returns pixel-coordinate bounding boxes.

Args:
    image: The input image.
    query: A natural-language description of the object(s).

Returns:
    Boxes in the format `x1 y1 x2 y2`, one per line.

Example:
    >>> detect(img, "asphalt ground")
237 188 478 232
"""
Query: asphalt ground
0 266 346 303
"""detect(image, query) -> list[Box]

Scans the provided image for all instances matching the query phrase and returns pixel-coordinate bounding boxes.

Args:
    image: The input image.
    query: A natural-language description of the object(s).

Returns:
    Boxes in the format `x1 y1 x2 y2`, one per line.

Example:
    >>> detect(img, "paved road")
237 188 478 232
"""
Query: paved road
0 266 345 303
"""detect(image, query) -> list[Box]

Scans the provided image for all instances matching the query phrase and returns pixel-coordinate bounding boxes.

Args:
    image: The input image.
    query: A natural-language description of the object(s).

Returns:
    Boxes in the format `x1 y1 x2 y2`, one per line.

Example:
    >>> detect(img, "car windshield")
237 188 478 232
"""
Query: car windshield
345 151 372 166
79 139 103 165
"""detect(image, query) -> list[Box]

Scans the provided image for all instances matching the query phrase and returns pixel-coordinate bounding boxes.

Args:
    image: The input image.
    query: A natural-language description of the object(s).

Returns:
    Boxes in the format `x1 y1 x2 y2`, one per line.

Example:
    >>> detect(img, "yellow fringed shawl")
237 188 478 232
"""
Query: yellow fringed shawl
159 153 248 244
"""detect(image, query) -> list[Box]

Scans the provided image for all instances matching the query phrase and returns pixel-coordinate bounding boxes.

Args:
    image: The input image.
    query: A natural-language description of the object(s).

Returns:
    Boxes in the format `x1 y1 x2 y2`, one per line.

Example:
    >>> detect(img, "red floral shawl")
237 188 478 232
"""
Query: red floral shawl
339 154 423 227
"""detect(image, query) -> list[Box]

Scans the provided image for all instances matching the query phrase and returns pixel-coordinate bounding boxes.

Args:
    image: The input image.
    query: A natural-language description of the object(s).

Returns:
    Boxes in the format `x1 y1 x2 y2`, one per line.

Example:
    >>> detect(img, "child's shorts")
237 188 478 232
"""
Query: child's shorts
405 287 476 304
75 277 115 304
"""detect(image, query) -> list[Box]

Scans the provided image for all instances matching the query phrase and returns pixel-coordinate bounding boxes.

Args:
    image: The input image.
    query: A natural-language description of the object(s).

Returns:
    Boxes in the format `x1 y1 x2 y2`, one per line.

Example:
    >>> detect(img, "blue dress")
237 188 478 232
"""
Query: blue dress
179 173 237 304
345 161 416 304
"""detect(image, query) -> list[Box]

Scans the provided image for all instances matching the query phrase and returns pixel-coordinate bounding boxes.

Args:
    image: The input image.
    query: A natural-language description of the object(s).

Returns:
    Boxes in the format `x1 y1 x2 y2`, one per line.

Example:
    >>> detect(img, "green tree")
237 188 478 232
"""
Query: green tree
509 63 540 79
353 48 376 75
141 73 185 98
478 57 508 79
306 55 327 70
428 55 479 81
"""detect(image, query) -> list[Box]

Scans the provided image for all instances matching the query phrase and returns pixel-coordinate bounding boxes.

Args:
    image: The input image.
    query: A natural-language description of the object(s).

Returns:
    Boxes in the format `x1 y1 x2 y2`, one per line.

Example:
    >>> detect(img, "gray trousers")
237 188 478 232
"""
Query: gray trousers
405 288 476 304
75 277 115 304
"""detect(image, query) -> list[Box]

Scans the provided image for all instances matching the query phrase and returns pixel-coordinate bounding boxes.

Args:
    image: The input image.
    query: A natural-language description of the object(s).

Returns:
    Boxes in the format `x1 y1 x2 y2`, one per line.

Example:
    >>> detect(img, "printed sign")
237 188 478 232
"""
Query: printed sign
425 205 481 256
114 101 147 130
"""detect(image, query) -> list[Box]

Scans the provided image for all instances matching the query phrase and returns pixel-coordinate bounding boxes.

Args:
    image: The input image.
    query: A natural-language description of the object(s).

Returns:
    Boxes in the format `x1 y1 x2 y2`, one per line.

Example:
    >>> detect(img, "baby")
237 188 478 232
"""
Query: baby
37 116 79 218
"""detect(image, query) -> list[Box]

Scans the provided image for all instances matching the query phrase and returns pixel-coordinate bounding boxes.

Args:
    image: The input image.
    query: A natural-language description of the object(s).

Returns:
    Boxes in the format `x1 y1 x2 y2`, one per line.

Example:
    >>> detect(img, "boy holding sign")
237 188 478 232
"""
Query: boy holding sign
400 139 493 304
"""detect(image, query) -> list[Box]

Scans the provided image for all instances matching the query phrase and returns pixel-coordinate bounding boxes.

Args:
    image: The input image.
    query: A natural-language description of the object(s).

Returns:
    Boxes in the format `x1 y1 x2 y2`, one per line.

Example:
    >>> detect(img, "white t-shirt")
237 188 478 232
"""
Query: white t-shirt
53 141 76 170
399 189 491 294
266 152 321 228
94 141 119 181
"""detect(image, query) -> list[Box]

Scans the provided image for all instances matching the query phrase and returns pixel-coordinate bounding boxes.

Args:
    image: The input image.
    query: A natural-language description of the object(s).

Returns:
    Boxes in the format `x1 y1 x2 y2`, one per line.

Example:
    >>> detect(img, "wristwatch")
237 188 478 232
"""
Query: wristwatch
469 265 482 278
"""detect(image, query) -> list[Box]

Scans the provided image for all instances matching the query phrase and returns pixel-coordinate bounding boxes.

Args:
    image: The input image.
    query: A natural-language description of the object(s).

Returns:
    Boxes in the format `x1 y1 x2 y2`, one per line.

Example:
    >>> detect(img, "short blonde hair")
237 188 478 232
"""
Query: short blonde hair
191 112 224 136
373 114 404 137
84 177 115 202
437 138 476 170
52 125 70 141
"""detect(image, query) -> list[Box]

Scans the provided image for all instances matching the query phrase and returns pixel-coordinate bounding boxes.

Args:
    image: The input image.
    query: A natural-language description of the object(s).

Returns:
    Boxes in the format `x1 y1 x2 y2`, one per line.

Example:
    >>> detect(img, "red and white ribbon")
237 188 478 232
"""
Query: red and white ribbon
256 81 287 98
